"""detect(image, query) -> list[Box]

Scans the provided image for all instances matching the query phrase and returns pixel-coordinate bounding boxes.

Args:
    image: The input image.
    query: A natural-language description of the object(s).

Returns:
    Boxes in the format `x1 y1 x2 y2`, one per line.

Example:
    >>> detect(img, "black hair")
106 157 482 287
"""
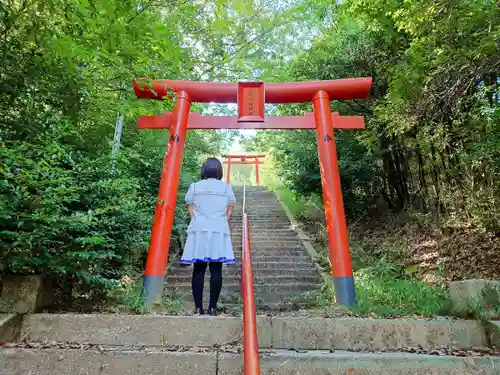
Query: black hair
200 157 223 180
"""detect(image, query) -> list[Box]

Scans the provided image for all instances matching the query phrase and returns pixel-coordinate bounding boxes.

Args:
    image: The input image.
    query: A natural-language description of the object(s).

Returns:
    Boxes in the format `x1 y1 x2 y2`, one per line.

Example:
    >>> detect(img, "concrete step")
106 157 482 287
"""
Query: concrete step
167 291 317 304
237 256 314 262
231 256 313 263
13 314 490 351
245 247 308 253
232 211 288 216
221 302 318 311
166 282 319 294
0 314 20 342
235 239 306 245
234 222 294 228
238 199 279 203
5 314 494 374
231 228 299 233
244 261 315 269
166 275 319 284
170 261 315 271
5 348 500 375
230 222 294 228
230 245 310 252
229 226 295 232
230 233 303 239
236 247 311 253
242 203 284 206
235 243 308 249
231 238 304 244
169 268 318 277
232 213 289 218
232 228 297 233
231 239 307 245
232 249 311 256
229 232 299 238
220 350 500 375
231 227 298 232
165 287 320 303
230 229 295 235
244 204 284 208
233 224 296 229
231 213 285 216
231 234 302 239
232 201 280 205
231 220 292 226
241 209 286 213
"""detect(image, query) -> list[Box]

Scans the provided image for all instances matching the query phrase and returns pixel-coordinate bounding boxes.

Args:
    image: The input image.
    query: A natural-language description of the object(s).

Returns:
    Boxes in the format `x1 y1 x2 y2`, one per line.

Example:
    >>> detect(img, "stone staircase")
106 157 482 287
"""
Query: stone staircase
2 313 500 374
3 188 500 374
165 186 322 308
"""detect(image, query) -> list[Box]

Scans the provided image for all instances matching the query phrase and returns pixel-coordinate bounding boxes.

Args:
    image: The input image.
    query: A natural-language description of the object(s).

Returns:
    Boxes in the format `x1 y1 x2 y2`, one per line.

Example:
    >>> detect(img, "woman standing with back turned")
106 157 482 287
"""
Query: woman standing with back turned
180 157 236 315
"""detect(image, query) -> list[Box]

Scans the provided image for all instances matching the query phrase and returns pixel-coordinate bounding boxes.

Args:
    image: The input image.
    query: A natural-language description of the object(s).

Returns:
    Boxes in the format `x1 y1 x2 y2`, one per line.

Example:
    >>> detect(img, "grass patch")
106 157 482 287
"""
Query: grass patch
353 259 451 317
272 187 453 317
296 258 452 318
453 284 500 321
106 276 186 314
273 188 306 217
272 187 324 220
311 240 453 317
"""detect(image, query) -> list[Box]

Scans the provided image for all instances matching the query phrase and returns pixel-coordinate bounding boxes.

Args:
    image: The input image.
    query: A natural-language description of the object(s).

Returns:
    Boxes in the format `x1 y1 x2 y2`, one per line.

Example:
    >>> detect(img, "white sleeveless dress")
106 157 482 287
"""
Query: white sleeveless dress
181 179 236 263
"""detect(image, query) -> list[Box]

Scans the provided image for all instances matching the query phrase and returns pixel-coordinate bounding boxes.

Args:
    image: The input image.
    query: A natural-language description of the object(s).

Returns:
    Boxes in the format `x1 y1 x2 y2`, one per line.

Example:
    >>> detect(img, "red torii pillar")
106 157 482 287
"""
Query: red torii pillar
223 154 266 185
133 77 372 306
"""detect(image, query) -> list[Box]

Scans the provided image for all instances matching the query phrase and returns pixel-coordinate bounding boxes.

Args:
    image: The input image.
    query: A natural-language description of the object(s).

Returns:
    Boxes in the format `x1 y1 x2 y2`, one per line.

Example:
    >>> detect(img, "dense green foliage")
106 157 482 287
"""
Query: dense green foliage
248 0 499 230
0 0 305 293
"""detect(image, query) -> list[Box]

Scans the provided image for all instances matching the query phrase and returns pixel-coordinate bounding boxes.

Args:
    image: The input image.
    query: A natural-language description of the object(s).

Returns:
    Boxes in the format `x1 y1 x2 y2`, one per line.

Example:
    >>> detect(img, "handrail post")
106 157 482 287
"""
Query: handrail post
241 182 260 375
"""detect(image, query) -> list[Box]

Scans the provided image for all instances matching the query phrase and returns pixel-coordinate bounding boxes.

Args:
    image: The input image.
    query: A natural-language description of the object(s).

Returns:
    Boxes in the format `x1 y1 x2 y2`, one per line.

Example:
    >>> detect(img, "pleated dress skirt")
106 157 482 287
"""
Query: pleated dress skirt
181 230 236 263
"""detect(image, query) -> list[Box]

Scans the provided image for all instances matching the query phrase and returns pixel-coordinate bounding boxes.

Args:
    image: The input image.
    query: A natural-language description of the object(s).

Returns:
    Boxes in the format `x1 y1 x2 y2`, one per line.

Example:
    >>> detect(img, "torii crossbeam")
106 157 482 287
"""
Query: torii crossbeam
133 78 372 306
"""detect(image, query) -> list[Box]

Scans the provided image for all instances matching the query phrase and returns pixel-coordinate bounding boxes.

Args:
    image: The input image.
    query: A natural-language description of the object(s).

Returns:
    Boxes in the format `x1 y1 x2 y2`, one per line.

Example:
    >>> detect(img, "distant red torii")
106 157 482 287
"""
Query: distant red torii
133 78 373 308
223 154 266 185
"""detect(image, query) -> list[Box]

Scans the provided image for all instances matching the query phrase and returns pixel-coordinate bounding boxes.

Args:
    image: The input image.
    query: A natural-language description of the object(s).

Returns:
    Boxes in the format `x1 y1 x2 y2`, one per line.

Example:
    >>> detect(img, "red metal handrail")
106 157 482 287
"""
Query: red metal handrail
241 184 260 375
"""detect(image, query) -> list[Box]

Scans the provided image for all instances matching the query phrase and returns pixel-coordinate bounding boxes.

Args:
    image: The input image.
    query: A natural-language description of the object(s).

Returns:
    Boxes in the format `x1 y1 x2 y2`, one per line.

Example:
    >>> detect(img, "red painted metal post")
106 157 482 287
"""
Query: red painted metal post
312 90 356 306
226 156 232 184
242 209 260 375
142 91 191 303
255 161 260 185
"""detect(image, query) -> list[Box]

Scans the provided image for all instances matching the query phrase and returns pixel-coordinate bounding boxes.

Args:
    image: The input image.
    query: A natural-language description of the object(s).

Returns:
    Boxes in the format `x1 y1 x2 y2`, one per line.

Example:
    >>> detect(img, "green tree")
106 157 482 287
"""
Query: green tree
0 0 244 295
247 0 500 230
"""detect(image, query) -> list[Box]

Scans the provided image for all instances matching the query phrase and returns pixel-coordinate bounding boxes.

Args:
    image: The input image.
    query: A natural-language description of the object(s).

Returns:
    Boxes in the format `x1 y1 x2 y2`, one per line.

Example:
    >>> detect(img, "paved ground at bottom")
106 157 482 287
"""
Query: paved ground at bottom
3 348 500 375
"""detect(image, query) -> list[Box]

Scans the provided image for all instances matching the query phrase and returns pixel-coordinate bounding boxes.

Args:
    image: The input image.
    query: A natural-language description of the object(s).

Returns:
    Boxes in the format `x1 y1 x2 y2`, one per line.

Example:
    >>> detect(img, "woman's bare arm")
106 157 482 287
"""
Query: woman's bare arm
187 204 194 219
226 204 233 220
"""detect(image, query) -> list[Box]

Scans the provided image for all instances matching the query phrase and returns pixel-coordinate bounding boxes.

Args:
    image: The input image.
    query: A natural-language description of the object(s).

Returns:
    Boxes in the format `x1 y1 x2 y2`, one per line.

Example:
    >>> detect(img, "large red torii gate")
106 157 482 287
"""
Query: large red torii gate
133 78 372 307
223 154 266 185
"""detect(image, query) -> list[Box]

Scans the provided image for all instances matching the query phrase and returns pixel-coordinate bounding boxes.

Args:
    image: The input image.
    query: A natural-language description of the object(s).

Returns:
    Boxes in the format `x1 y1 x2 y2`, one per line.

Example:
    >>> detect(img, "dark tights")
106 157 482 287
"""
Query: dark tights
192 262 223 310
